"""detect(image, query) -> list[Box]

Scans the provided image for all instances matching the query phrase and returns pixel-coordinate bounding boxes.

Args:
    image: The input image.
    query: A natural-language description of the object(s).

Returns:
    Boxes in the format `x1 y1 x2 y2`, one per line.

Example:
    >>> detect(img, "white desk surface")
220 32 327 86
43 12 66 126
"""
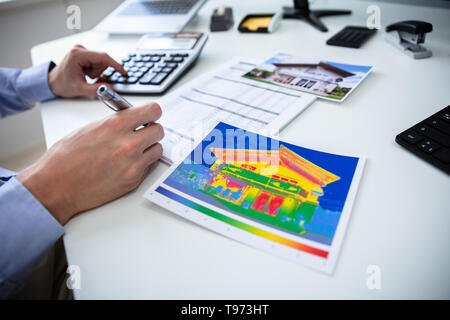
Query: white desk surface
31 0 450 299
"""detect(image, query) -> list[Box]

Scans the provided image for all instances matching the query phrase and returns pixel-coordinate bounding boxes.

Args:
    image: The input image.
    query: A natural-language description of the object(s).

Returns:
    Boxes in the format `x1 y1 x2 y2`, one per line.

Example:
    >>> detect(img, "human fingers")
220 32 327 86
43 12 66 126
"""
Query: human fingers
120 102 162 132
141 142 163 167
133 122 165 153
79 50 127 76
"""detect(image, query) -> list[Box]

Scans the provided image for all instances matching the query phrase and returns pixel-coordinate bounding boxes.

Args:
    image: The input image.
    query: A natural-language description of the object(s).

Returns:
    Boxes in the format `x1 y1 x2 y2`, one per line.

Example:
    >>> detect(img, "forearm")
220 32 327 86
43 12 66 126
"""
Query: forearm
0 173 64 299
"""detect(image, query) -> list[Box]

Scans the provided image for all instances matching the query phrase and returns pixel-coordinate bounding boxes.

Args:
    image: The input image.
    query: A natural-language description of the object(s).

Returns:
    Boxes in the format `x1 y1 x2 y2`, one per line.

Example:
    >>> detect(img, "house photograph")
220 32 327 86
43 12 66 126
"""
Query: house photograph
243 53 373 101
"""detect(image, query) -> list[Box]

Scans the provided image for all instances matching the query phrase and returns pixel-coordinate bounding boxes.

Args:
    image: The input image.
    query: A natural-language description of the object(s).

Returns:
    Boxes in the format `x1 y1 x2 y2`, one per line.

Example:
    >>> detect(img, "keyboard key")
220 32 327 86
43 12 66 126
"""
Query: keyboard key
417 140 441 154
150 72 169 85
396 106 450 174
441 111 450 123
400 131 423 144
433 148 450 164
414 124 450 147
427 118 450 135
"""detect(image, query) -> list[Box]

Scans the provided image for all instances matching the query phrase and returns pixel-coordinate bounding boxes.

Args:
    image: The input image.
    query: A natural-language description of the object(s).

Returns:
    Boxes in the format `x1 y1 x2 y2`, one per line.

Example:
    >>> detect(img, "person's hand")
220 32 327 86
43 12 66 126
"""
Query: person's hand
17 103 164 225
48 44 127 98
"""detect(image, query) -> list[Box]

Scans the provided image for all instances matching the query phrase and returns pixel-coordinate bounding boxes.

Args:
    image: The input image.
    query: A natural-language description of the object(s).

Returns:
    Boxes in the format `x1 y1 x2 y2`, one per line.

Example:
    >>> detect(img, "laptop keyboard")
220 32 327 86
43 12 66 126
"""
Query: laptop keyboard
118 0 199 16
396 105 450 174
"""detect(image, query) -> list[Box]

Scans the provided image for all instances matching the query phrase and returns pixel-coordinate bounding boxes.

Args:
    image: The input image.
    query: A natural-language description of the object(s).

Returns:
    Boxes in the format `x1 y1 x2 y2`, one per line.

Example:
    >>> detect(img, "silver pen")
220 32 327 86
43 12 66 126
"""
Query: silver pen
97 84 133 111
97 84 148 126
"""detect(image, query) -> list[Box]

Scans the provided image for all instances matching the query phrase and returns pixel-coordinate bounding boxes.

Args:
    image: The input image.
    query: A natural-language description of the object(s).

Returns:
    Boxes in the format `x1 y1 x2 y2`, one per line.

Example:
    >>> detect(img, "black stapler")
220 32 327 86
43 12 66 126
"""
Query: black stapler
385 20 433 59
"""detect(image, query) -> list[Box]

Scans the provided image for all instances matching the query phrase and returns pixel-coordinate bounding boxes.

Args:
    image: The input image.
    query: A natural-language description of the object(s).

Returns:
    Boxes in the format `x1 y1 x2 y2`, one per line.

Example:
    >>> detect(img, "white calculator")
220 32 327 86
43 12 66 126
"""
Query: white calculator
99 32 208 94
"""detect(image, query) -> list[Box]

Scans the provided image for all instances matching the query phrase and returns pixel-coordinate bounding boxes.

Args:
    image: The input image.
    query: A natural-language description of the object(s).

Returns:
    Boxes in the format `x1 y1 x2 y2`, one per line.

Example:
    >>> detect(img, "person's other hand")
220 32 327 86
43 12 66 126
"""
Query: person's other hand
17 103 164 225
48 44 127 98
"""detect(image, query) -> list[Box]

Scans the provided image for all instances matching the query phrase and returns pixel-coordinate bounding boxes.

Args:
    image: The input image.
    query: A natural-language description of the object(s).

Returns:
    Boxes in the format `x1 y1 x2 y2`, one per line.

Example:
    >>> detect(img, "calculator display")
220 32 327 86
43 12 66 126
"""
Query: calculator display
138 33 201 51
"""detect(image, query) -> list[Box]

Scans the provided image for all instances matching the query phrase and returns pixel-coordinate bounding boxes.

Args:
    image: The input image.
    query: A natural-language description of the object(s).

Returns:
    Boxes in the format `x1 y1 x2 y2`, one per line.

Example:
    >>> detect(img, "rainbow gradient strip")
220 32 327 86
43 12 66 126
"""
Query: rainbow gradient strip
156 186 329 259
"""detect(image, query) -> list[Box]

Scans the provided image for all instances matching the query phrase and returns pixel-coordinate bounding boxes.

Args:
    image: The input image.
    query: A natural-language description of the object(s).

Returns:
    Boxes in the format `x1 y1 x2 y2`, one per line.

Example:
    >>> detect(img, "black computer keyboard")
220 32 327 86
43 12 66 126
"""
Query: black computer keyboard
396 105 450 174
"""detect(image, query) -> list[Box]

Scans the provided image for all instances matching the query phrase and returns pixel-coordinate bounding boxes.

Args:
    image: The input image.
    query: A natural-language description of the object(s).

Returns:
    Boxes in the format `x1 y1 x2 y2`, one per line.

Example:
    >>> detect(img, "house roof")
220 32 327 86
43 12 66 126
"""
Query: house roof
210 146 340 187
273 61 354 78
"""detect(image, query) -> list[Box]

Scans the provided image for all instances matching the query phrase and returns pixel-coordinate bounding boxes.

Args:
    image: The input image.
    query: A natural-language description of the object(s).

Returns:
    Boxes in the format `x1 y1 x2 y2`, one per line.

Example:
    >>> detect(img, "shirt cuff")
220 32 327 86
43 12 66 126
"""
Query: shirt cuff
0 177 65 297
0 168 17 186
15 62 56 106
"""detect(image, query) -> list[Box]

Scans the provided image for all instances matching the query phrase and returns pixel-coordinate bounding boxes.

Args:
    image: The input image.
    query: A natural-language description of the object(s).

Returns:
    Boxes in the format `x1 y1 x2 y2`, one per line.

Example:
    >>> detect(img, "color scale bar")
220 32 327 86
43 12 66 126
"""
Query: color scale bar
156 186 329 259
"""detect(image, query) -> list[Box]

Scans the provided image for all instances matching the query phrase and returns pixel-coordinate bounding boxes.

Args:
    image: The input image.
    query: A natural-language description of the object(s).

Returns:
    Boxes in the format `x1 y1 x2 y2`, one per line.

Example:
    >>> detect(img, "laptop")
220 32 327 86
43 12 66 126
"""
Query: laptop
94 0 207 34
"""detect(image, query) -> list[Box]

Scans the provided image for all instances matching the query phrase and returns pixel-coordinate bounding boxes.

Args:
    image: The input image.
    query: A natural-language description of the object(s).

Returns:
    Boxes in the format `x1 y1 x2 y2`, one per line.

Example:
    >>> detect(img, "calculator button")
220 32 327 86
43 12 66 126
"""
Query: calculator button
142 56 151 62
117 76 127 84
139 66 149 73
166 63 178 68
164 57 174 63
126 77 138 84
130 66 139 72
101 67 115 77
173 57 184 63
178 53 189 57
154 67 164 73
139 72 158 85
122 57 131 63
150 72 169 85
400 131 423 144
150 56 161 62
108 72 121 82
133 71 144 78
162 67 174 73
433 148 450 164
144 62 154 69
417 140 441 153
